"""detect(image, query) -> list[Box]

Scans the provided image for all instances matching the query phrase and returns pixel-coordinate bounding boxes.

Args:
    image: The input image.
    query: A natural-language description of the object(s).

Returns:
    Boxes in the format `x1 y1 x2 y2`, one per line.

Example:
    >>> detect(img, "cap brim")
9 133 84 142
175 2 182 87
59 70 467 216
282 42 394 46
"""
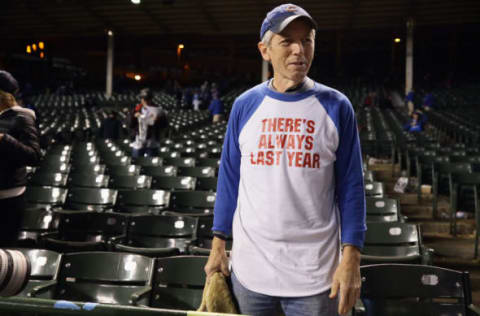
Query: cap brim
271 14 317 34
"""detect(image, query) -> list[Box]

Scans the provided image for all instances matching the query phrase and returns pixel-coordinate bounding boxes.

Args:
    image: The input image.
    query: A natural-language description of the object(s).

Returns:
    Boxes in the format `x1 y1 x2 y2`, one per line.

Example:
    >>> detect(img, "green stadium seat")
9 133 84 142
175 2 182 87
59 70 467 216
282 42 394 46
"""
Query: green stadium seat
29 251 154 306
178 167 215 178
64 188 117 211
111 215 197 257
366 197 403 222
362 222 432 265
10 248 62 297
67 173 110 188
16 209 59 247
24 187 68 210
28 172 68 187
355 264 479 316
167 191 216 216
150 256 208 310
151 176 196 191
42 211 127 252
115 189 170 214
109 175 152 190
195 177 218 192
450 172 480 258
106 164 141 176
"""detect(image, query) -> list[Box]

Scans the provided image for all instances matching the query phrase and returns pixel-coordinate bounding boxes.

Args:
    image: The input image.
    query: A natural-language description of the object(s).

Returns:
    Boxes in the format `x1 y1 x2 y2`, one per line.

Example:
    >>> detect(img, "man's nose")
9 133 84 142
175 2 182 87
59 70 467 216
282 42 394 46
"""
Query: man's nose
291 41 304 55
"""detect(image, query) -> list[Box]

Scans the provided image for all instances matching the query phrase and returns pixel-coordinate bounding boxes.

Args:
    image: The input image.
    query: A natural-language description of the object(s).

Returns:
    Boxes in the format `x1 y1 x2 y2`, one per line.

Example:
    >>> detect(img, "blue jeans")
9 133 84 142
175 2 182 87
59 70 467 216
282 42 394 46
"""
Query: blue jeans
231 271 338 316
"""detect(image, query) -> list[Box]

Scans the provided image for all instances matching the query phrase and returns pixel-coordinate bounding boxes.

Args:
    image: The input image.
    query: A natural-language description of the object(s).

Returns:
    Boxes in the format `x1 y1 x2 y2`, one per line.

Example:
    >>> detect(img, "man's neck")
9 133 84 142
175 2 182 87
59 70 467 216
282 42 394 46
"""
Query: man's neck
271 77 305 93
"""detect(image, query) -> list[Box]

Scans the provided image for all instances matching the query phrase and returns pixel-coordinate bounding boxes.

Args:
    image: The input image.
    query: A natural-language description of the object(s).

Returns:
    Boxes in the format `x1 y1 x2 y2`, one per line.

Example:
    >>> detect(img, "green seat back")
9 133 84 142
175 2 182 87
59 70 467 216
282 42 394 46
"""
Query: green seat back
65 188 117 211
29 172 68 187
366 197 400 222
362 222 422 264
360 264 472 316
120 215 197 253
116 189 170 207
43 211 127 252
178 167 215 178
141 165 178 177
195 177 218 191
13 248 62 297
109 175 152 190
163 157 196 167
107 164 141 176
151 256 207 309
55 252 154 305
196 158 220 168
70 164 106 175
151 176 196 191
364 182 384 197
133 156 163 167
68 173 110 188
170 191 216 215
25 187 68 209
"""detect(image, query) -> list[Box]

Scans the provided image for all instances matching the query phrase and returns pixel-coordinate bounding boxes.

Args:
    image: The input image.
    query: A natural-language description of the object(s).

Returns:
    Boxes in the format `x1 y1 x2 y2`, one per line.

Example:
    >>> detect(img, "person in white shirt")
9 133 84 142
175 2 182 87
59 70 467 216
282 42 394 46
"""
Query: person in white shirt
204 4 366 316
131 88 166 157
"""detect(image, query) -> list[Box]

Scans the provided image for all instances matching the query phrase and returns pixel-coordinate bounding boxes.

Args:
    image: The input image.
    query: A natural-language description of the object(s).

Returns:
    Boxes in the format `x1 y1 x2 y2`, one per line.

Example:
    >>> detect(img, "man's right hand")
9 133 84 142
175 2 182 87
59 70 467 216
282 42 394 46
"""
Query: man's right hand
204 236 230 277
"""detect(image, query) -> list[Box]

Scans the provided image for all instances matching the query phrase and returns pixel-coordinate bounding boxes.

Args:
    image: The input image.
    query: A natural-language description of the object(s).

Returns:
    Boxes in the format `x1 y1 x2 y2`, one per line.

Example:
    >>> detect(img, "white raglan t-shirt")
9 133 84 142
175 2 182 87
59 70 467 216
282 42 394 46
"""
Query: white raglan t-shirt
213 78 366 297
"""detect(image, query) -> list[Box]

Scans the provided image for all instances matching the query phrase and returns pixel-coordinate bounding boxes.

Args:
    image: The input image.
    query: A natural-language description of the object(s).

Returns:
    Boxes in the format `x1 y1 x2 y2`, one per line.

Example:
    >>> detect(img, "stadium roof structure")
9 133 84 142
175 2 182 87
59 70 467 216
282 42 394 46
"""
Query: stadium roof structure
1 0 479 39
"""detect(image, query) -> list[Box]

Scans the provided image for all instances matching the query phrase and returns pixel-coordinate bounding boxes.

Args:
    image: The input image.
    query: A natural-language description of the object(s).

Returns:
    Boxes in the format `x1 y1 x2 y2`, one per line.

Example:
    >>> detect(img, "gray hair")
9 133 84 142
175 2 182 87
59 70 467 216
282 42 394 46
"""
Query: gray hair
261 29 316 47
261 30 275 47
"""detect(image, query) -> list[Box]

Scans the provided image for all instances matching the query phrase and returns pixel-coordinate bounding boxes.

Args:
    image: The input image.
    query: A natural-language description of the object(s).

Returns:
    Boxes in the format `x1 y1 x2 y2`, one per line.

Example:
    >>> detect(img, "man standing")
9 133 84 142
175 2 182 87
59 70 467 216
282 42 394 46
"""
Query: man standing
204 4 366 316
130 88 167 157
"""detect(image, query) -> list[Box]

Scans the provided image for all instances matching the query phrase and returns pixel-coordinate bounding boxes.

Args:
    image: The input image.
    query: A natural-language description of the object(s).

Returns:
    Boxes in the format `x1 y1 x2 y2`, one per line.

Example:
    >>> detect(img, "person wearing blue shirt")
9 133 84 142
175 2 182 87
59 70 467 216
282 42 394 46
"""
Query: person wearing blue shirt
207 94 225 122
204 4 366 316
404 111 423 132
405 89 415 114
423 92 434 111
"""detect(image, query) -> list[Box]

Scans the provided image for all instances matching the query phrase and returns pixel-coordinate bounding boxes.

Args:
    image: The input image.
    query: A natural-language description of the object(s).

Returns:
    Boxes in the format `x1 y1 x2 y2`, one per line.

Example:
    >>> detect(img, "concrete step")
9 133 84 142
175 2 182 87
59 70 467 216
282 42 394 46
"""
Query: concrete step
411 219 476 236
401 199 450 220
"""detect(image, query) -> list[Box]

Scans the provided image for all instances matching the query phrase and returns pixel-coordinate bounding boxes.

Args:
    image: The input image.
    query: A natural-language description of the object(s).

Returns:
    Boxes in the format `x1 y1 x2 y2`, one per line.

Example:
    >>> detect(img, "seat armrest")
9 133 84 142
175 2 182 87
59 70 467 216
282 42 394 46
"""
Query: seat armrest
469 304 480 315
130 286 152 306
28 280 57 297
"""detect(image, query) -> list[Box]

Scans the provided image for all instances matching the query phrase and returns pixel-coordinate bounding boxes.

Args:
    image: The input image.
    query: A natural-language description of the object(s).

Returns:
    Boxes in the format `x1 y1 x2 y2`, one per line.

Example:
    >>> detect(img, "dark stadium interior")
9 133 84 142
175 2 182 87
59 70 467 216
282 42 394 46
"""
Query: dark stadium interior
0 0 480 315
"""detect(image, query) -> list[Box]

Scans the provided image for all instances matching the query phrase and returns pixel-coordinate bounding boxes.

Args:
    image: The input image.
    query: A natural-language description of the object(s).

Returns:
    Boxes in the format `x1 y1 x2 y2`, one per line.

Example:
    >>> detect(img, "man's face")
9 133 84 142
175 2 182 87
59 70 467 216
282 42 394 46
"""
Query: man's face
259 18 315 84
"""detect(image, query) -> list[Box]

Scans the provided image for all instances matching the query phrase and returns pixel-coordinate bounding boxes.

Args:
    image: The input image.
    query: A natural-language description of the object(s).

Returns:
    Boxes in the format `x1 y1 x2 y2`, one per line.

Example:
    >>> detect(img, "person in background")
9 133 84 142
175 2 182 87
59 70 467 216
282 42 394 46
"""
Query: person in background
130 88 167 157
207 93 225 123
405 89 415 114
0 70 41 247
403 110 423 132
204 4 366 316
422 91 434 111
192 89 201 111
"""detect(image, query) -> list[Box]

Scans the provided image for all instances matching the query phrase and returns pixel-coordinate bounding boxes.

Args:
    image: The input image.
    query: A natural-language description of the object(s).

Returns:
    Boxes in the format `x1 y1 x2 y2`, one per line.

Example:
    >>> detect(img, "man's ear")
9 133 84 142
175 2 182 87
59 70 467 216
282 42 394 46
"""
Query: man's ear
257 42 271 62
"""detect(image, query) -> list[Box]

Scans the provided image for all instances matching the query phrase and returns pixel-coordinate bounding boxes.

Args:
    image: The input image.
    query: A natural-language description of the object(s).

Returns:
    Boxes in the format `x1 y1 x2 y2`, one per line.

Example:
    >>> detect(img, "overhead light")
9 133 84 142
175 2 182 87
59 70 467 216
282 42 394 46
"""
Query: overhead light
107 30 114 36
134 74 141 81
394 38 401 43
131 0 141 4
38 42 44 50
40 52 45 59
32 43 37 51
178 44 184 49
26 45 31 54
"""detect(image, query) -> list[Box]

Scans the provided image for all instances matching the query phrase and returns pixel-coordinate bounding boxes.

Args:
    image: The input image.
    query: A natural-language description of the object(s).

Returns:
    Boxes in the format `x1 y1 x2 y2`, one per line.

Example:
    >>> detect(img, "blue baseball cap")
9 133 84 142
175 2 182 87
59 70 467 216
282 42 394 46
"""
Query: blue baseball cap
260 3 317 40
0 70 19 95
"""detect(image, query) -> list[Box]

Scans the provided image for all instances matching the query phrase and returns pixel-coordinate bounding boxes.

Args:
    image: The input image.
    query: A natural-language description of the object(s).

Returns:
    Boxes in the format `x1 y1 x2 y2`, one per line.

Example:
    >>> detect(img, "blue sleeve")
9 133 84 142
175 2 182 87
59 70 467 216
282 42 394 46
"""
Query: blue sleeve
212 101 242 235
334 99 367 249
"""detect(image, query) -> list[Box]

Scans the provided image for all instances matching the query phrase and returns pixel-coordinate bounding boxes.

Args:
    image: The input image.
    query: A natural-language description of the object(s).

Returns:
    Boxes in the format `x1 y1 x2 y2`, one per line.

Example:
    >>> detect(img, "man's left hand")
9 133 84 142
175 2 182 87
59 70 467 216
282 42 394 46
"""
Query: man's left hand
329 245 361 315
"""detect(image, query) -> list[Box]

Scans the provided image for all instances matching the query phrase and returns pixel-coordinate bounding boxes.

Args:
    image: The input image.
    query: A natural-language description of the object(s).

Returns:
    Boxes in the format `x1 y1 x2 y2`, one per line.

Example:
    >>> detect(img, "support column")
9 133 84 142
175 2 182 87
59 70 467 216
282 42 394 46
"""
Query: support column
261 60 269 82
405 18 414 95
106 30 114 98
